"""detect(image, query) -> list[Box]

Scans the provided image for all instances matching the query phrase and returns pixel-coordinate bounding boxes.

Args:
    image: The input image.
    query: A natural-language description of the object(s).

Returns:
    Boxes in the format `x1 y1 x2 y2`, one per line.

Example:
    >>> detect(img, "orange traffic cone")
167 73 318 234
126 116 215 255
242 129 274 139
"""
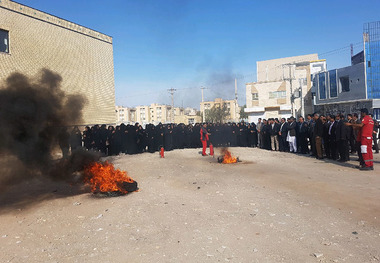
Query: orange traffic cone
160 147 164 158
209 143 214 156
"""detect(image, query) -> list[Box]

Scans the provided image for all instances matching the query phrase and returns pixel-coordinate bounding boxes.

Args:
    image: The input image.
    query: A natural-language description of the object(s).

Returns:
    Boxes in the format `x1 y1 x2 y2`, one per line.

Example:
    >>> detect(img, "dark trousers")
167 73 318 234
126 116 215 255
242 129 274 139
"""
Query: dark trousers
338 139 349 161
349 137 356 153
330 139 338 160
323 136 330 158
279 135 288 152
299 134 308 154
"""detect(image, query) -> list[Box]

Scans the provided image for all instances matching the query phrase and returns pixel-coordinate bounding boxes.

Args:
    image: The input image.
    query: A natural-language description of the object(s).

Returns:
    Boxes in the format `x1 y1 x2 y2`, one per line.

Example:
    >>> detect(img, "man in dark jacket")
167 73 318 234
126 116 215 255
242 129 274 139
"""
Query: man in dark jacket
279 118 288 152
313 113 324 159
269 118 280 151
287 117 297 153
336 114 350 162
297 116 309 154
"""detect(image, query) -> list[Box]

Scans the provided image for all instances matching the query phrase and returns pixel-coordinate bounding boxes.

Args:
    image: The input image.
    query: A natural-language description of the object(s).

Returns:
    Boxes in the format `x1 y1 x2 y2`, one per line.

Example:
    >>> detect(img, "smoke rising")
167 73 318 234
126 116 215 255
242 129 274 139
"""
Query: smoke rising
0 69 97 190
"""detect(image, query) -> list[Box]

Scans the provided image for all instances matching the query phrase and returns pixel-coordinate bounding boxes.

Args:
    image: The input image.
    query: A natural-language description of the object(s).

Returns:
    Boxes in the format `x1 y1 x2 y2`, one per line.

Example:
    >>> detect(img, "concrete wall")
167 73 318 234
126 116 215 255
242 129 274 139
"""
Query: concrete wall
0 0 115 125
314 100 373 117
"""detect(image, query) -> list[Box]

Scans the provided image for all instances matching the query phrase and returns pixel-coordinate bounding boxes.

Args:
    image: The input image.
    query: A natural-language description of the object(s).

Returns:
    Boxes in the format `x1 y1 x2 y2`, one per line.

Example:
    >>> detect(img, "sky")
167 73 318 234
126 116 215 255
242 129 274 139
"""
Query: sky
17 0 380 109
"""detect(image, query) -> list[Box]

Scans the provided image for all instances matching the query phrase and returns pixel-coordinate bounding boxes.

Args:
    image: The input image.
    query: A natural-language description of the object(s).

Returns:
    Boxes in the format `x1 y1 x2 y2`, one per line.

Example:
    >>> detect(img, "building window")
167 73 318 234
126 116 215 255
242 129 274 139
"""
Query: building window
329 70 337 98
252 93 259 100
269 91 286 99
318 72 326 100
0 29 9 53
339 76 350 92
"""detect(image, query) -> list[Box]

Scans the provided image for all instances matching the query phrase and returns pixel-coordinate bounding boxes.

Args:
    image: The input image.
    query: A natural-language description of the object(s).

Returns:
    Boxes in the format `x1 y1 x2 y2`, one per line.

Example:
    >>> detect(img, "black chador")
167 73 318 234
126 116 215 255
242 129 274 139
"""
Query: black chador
114 126 123 155
230 123 238 147
164 125 173 151
185 125 193 148
126 125 138 154
70 126 82 151
147 125 157 153
247 123 257 147
83 126 92 150
156 124 165 150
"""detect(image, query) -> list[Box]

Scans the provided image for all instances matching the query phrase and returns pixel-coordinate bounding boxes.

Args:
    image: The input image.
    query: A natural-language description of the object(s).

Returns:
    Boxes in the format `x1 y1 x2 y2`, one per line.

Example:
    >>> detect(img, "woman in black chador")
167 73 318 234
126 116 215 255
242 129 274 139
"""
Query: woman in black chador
83 126 92 150
164 124 173 151
230 123 238 147
126 124 138 154
247 122 258 147
146 124 157 153
70 126 82 151
106 125 115 156
137 124 147 153
156 124 165 150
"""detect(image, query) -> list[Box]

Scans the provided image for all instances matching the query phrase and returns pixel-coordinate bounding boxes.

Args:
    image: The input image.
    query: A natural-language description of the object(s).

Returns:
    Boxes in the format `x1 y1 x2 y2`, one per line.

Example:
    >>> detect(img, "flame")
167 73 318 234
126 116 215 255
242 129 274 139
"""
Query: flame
84 161 135 194
222 149 237 164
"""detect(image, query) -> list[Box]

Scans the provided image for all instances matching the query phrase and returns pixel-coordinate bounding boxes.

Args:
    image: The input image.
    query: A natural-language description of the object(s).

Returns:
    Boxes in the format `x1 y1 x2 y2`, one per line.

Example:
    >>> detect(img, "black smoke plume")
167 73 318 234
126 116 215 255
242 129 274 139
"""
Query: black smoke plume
0 69 98 191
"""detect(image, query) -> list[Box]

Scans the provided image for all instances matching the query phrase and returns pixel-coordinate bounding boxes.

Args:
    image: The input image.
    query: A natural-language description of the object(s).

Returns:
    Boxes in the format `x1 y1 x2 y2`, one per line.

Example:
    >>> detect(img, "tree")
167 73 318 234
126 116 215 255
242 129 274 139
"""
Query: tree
240 105 248 120
205 103 230 123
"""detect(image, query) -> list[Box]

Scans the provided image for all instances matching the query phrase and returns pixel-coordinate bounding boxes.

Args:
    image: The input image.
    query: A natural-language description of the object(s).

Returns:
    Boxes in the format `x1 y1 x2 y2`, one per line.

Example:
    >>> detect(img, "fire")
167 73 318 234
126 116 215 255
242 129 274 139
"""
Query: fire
84 161 136 194
222 149 237 164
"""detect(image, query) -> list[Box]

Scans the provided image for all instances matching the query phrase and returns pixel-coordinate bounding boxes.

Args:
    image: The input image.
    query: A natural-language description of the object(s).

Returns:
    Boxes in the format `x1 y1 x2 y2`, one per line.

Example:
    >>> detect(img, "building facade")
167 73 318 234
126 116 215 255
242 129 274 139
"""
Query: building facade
313 21 380 120
115 106 136 125
200 98 240 122
245 54 326 123
130 103 197 125
0 0 115 125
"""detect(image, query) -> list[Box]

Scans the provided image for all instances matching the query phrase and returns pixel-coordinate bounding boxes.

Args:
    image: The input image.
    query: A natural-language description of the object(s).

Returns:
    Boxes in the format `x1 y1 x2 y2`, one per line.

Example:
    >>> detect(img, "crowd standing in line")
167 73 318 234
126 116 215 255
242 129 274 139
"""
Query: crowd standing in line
59 108 379 171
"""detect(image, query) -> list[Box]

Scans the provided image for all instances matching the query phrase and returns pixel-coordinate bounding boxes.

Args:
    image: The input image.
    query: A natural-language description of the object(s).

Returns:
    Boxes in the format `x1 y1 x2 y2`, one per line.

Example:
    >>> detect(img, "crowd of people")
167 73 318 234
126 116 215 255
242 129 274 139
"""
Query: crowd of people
58 108 379 170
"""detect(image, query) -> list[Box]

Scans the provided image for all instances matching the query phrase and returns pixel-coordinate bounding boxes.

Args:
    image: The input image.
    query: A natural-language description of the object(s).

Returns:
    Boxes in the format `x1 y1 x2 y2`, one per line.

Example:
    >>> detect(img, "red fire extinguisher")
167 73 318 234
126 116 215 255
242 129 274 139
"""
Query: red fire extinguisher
160 147 164 158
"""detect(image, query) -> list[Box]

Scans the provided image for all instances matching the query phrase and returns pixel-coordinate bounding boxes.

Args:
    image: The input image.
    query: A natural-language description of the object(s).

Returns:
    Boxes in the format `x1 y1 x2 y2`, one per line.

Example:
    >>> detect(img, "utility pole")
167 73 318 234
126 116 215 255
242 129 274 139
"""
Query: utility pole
299 79 304 118
235 78 238 122
283 64 295 116
201 86 207 122
168 88 176 123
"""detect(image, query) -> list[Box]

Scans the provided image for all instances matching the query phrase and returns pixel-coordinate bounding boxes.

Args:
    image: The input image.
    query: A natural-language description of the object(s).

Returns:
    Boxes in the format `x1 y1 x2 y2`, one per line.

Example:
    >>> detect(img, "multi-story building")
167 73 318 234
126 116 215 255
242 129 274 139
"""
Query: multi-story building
0 0 115 125
245 54 326 123
115 106 136 125
135 105 150 125
200 98 240 122
133 104 191 125
313 21 380 119
148 103 170 125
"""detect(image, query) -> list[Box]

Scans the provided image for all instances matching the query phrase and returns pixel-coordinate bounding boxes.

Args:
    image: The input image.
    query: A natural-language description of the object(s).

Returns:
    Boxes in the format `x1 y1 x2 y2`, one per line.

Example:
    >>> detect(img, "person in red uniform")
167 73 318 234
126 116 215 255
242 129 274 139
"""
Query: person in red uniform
200 123 210 156
345 108 374 170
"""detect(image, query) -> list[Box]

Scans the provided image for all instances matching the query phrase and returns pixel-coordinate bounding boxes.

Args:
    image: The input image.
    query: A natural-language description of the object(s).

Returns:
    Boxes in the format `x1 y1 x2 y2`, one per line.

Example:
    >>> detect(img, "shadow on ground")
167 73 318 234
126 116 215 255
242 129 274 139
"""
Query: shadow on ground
0 178 89 214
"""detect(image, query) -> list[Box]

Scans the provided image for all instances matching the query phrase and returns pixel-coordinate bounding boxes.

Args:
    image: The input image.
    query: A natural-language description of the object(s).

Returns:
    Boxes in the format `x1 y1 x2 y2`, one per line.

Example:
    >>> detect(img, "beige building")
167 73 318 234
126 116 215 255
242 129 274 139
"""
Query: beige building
130 104 199 125
174 114 201 125
149 103 172 125
135 105 150 125
115 106 136 125
245 54 326 123
0 0 115 125
174 107 201 124
200 98 240 122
